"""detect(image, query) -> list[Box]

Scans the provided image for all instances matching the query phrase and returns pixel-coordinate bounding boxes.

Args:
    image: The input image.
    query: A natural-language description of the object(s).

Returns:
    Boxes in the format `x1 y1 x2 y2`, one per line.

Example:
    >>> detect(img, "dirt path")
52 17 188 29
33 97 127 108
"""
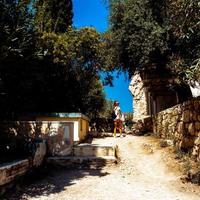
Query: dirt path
6 135 200 200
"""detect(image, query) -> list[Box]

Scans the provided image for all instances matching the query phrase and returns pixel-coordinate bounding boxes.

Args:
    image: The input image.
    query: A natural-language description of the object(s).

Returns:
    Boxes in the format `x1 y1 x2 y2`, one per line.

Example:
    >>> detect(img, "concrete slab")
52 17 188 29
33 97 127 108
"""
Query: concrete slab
46 156 117 169
73 144 116 157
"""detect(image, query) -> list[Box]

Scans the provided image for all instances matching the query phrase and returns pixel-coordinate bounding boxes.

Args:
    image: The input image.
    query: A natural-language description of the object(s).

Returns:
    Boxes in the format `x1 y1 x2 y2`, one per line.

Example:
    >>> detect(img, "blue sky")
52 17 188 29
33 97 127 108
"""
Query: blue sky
72 0 133 112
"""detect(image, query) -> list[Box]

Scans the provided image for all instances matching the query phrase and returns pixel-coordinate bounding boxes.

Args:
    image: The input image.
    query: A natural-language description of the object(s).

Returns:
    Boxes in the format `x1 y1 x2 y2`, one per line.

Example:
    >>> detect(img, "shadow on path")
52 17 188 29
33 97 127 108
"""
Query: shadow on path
4 167 110 200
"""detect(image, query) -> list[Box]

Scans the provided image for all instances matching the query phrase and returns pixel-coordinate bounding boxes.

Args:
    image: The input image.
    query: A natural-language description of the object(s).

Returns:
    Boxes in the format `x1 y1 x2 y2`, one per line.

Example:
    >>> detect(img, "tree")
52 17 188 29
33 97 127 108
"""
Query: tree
0 0 35 61
108 0 168 75
166 0 200 83
107 0 200 82
34 0 73 33
36 28 107 116
0 0 36 117
0 1 108 119
99 99 115 119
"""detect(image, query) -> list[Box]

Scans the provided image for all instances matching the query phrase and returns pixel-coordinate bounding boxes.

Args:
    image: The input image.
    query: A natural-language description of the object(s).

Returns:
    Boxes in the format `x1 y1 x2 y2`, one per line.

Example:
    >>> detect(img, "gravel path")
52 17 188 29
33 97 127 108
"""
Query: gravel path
6 135 200 200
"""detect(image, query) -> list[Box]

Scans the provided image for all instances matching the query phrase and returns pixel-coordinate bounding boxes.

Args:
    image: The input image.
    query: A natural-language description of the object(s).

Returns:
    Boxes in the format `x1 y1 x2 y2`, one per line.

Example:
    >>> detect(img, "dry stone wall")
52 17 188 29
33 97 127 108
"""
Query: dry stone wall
153 97 200 161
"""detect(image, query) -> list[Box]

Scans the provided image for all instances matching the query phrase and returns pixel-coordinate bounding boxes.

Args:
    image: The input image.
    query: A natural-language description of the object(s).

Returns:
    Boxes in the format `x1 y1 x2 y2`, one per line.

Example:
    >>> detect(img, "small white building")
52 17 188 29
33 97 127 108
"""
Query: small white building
37 113 90 143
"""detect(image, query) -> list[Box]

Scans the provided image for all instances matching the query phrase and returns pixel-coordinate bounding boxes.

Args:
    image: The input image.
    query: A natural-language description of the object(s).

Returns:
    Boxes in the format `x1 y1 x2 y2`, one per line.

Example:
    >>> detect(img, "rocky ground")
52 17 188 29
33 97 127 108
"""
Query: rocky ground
4 134 200 200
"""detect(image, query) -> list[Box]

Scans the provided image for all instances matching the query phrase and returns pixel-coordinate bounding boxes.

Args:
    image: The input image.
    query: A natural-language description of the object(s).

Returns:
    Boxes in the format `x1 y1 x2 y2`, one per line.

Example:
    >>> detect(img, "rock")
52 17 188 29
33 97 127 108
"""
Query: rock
182 110 190 122
188 123 195 136
160 139 174 147
177 122 184 133
195 122 200 130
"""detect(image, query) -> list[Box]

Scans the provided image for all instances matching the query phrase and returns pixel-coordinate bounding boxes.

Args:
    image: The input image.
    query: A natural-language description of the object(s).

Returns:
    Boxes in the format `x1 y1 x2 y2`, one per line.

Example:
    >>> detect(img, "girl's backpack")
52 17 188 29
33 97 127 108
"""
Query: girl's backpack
111 110 117 119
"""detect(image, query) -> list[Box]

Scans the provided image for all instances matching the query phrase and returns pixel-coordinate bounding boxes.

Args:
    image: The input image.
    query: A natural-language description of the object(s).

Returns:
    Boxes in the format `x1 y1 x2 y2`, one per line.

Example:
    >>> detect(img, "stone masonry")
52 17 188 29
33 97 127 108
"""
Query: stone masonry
153 97 200 161
129 71 148 119
129 69 192 122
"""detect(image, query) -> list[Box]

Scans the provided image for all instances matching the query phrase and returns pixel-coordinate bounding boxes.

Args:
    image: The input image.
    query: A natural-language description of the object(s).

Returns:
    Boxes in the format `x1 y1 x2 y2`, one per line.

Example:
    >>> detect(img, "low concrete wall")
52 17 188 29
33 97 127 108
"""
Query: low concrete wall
0 140 46 196
73 144 116 157
0 159 29 187
153 97 200 161
0 159 29 195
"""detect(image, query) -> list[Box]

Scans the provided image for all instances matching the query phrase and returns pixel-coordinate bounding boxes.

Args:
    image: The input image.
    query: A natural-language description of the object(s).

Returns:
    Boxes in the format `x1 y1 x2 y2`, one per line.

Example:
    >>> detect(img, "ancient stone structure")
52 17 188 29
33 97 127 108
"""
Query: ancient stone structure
153 97 200 161
129 69 192 120
129 72 148 119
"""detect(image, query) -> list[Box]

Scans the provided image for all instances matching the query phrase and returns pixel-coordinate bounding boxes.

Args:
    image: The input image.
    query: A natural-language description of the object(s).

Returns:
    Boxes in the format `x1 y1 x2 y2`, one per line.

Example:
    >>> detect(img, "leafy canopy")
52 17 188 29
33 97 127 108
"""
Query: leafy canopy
0 1 107 119
107 0 200 82
34 0 73 33
0 0 35 62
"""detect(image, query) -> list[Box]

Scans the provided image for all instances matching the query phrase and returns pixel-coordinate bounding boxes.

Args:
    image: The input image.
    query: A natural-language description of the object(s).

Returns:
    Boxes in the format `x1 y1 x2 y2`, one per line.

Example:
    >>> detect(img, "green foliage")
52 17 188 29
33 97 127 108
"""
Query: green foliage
0 0 37 116
0 0 35 61
38 28 106 72
36 28 107 116
108 0 200 82
108 0 168 74
0 8 107 118
0 0 107 119
167 0 200 83
99 99 115 119
34 0 73 33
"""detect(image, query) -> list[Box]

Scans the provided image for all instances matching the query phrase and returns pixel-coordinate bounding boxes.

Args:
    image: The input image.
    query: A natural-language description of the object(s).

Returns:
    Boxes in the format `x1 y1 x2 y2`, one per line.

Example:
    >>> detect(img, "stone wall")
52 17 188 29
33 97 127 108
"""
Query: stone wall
132 116 153 135
153 97 200 161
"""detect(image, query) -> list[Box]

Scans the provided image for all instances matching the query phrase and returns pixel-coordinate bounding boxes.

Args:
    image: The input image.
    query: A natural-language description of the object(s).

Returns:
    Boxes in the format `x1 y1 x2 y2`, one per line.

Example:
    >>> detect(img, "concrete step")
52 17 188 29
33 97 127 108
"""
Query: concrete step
73 144 117 157
46 156 117 169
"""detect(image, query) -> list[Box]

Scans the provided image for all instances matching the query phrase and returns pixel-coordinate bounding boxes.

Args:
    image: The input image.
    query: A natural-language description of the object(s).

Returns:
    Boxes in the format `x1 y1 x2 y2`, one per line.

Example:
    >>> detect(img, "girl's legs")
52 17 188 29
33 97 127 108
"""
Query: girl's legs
118 120 122 136
114 120 122 137
113 121 117 137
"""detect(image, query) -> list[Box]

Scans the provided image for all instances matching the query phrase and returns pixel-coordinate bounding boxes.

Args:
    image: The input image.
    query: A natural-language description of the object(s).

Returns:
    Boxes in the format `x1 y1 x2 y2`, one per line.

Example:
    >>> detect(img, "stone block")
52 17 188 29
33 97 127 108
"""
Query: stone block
192 113 197 121
194 101 199 111
189 104 194 110
162 120 166 126
180 138 195 148
73 144 116 157
173 109 178 116
171 116 178 124
198 153 200 162
192 145 199 157
182 110 190 122
177 122 184 133
195 122 200 131
185 123 189 129
194 131 200 137
194 137 200 145
188 123 195 136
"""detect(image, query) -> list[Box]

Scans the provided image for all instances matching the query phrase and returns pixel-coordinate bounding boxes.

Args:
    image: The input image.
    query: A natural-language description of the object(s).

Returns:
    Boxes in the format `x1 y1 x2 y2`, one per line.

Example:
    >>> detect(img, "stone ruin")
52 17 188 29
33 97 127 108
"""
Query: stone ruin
129 68 192 134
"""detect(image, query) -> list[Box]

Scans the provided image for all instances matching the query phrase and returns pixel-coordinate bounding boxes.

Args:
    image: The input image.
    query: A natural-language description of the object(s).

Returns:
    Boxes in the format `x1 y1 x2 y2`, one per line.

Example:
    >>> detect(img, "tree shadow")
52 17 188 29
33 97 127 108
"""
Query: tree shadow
3 162 111 200
0 121 44 164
